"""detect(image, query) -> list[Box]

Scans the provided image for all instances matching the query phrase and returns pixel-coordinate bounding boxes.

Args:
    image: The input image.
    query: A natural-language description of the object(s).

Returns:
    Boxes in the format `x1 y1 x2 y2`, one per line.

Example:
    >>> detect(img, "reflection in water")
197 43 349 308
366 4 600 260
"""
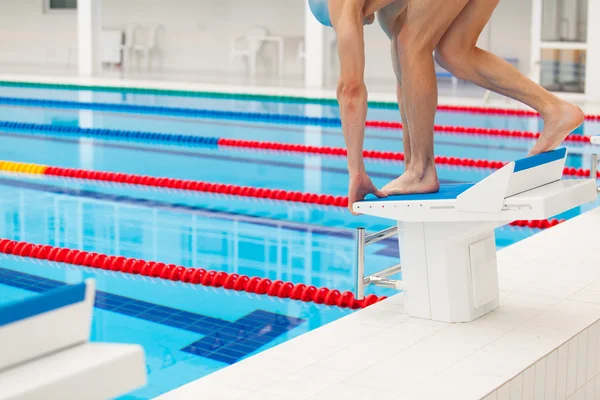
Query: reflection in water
0 183 400 293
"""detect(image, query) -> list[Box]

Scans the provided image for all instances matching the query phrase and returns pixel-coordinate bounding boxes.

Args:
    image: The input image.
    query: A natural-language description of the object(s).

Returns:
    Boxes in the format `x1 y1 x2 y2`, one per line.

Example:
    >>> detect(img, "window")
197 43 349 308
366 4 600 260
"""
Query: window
540 49 586 93
44 0 77 12
541 0 587 42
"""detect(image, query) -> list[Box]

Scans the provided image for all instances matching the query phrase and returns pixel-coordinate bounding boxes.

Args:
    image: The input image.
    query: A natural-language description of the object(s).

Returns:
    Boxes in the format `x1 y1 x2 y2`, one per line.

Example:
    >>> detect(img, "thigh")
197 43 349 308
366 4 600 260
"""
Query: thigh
399 0 469 51
376 0 409 39
389 11 408 80
438 0 499 50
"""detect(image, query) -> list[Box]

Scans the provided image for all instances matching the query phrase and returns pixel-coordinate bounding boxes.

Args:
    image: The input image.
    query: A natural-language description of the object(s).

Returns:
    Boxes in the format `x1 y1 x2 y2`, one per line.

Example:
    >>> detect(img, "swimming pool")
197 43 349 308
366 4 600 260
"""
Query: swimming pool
0 82 597 399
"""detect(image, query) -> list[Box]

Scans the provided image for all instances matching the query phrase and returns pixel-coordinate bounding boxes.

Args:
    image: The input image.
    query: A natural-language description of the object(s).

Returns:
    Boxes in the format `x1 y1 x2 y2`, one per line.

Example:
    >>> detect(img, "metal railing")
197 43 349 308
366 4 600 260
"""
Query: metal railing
356 226 404 300
592 154 599 193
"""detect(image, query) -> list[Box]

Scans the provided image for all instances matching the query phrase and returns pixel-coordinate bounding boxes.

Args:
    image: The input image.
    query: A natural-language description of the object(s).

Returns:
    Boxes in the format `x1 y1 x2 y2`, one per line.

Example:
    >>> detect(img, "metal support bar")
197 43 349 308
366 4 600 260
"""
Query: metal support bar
368 277 406 291
368 263 401 280
364 226 398 246
592 153 599 193
356 227 365 300
356 227 403 300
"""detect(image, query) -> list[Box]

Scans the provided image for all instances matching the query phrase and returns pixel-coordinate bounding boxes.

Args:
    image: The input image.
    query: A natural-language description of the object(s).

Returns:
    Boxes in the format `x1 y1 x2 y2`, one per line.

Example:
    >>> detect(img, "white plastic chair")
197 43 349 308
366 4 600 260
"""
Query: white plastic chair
133 24 163 71
229 26 270 77
120 23 139 70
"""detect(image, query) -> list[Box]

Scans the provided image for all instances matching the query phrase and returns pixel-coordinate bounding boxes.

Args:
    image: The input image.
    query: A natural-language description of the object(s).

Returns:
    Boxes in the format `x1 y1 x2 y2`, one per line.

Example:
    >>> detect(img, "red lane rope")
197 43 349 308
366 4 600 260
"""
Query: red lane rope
434 105 600 121
217 138 597 178
365 121 592 144
32 163 564 230
0 238 385 309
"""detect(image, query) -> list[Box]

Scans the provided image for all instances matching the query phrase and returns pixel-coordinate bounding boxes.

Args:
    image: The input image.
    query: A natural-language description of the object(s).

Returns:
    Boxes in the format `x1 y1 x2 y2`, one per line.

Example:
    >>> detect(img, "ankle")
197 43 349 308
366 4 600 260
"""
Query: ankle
406 160 436 180
540 96 571 118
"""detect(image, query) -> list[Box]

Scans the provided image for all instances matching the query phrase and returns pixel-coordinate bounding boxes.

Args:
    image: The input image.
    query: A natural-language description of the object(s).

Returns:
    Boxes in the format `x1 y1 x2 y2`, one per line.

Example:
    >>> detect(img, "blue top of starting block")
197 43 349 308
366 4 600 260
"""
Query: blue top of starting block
361 148 567 204
513 147 566 172
362 183 474 202
0 282 86 327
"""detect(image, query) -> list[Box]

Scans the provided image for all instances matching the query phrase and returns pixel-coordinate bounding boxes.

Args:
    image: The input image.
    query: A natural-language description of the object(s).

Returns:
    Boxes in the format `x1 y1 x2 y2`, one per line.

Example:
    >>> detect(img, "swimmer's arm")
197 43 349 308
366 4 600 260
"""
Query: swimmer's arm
332 1 368 176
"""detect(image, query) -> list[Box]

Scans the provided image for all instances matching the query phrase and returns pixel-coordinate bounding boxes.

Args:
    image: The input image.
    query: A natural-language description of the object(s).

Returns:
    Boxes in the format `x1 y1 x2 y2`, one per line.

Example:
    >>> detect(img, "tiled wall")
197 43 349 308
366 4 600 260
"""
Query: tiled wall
483 319 600 400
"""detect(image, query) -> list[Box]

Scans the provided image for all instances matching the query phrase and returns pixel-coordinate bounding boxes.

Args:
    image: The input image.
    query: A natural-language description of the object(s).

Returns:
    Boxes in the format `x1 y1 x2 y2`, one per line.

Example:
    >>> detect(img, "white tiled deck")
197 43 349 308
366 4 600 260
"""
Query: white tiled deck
160 207 600 400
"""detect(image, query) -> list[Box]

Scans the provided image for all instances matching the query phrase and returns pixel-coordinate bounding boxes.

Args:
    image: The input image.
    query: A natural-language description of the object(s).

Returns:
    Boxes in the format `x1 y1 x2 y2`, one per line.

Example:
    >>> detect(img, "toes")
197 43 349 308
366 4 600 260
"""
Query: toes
383 186 404 196
374 189 387 198
381 183 394 193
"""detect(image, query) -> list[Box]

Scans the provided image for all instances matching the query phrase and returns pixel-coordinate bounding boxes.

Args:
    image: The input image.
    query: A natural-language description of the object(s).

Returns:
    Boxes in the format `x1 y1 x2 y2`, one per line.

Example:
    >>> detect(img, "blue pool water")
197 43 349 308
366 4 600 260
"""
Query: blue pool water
0 84 598 398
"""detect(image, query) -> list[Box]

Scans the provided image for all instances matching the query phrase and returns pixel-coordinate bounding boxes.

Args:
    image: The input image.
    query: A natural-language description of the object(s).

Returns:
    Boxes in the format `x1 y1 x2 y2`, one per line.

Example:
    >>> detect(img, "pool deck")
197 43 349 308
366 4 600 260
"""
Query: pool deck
159 207 600 400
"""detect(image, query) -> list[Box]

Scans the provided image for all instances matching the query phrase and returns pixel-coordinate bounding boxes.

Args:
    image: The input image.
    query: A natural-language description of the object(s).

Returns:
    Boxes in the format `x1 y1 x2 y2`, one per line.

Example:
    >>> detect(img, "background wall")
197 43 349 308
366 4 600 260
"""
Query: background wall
0 0 532 82
489 0 533 75
101 0 305 77
0 0 77 66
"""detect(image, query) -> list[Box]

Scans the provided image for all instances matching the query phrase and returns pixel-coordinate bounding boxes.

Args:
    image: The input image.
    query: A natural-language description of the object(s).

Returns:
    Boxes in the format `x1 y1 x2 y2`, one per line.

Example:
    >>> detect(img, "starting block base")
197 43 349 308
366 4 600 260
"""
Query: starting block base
399 221 501 322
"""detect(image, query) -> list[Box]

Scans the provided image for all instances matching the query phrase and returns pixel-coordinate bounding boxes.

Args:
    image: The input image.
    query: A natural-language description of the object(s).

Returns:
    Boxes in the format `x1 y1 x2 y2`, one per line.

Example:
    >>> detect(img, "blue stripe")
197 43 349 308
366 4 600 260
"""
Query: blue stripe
513 147 566 172
0 282 86 327
181 309 305 364
361 183 474 202
0 97 342 127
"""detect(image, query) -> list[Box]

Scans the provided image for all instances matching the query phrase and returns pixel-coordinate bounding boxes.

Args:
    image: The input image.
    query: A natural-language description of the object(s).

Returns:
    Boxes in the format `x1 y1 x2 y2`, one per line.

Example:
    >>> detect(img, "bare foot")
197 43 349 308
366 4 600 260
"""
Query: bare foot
348 172 387 214
529 102 585 156
382 165 440 196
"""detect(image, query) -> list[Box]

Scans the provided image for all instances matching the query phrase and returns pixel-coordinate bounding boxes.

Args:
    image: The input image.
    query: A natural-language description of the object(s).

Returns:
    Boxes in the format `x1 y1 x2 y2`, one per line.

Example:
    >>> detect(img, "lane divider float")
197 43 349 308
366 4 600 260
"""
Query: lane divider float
0 121 596 177
1 80 600 120
0 98 593 143
0 238 383 309
0 160 565 229
365 121 590 143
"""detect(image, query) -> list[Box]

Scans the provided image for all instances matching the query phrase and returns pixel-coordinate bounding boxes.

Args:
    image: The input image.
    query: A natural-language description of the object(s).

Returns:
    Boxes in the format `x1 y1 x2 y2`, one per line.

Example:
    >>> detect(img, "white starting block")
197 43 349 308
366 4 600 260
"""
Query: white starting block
0 279 146 400
353 148 598 323
591 136 600 191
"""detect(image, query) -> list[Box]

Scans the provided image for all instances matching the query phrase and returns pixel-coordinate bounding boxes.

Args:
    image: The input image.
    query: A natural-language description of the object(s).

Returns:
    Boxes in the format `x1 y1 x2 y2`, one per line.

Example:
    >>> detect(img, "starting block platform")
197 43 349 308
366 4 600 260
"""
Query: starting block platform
0 279 146 400
591 136 600 185
354 148 598 323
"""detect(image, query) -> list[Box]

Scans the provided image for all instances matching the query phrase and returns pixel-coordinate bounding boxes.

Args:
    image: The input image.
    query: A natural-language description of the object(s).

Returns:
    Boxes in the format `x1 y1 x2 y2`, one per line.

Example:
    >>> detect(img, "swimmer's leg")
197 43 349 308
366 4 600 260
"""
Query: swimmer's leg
434 0 584 156
396 78 411 170
382 8 411 170
382 0 468 196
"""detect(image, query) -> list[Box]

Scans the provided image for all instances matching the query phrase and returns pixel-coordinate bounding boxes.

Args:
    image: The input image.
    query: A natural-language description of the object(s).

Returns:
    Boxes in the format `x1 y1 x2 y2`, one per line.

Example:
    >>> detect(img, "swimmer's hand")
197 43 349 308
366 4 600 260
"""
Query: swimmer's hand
348 172 387 215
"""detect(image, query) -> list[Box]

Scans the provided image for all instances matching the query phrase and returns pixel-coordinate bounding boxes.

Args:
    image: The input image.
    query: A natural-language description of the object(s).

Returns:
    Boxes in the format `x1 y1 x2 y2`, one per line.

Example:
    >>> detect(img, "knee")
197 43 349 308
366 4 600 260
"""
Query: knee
434 43 472 79
336 79 366 111
336 79 366 101
395 28 434 61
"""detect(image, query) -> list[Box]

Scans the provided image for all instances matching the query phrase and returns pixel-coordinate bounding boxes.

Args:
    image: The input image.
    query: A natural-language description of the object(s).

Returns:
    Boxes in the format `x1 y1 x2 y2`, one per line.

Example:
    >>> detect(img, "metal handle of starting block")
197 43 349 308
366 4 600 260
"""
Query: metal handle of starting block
356 228 365 300
592 154 599 193
356 226 403 300
365 226 398 245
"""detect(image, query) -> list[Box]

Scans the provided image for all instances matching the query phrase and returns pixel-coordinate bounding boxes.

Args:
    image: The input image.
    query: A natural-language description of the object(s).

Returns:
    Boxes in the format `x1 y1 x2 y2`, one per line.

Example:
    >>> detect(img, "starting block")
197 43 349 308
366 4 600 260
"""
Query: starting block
0 279 146 400
591 136 600 188
353 148 598 323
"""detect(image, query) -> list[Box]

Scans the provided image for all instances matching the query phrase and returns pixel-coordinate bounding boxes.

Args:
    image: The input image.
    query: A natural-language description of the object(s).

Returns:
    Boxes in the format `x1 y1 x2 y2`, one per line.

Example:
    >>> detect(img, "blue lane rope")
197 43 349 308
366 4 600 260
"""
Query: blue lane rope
0 96 342 127
0 120 220 147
